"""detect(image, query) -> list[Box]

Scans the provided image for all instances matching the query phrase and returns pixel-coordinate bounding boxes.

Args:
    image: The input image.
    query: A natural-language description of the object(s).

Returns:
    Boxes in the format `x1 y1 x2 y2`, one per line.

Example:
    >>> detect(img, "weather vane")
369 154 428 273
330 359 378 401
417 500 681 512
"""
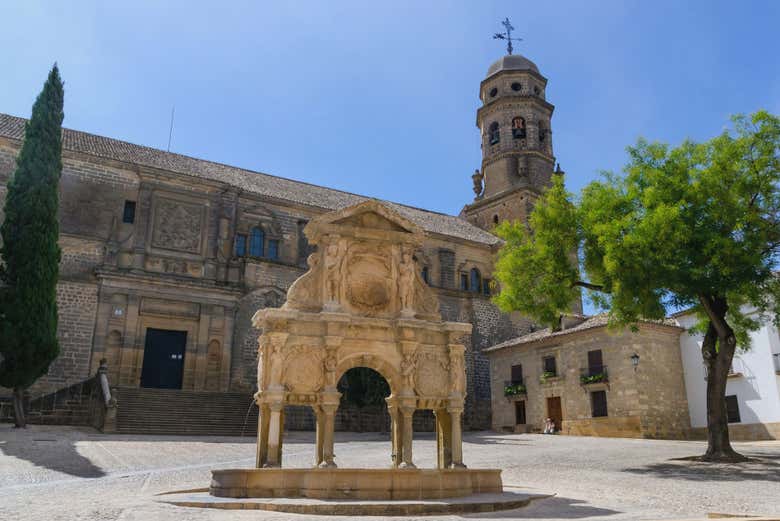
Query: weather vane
493 17 522 55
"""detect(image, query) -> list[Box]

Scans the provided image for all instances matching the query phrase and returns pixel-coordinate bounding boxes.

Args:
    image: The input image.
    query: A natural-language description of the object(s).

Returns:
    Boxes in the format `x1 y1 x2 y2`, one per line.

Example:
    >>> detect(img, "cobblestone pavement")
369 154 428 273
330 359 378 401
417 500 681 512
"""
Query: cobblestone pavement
1 425 778 521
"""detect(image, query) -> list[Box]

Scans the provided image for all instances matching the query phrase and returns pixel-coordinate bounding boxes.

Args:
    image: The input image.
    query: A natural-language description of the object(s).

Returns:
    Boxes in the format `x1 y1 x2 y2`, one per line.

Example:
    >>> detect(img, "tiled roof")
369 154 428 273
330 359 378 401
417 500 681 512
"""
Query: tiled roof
484 314 681 353
0 113 500 246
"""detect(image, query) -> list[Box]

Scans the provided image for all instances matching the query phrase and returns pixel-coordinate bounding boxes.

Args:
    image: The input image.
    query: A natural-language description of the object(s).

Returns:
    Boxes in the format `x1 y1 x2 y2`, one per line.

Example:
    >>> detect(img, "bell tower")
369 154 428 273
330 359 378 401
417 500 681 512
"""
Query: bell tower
461 52 559 230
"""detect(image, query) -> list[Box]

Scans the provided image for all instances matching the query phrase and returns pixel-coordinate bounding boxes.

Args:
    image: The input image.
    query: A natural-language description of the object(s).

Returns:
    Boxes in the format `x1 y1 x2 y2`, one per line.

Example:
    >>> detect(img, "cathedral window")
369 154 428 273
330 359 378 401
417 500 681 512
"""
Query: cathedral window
488 122 500 145
267 239 279 260
250 227 265 257
235 234 247 257
470 268 481 293
489 87 498 98
122 200 136 224
512 117 526 139
511 82 522 92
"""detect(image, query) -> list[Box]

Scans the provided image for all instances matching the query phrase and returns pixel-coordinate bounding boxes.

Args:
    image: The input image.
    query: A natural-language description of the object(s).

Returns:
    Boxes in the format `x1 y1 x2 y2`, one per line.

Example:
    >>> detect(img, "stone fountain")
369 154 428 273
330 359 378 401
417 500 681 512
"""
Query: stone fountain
209 200 503 500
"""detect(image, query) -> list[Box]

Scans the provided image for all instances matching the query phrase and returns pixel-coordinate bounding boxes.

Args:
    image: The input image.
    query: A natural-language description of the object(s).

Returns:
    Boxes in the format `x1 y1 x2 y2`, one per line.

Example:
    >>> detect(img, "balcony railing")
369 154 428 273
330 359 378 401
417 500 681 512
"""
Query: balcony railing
580 365 609 385
503 379 527 397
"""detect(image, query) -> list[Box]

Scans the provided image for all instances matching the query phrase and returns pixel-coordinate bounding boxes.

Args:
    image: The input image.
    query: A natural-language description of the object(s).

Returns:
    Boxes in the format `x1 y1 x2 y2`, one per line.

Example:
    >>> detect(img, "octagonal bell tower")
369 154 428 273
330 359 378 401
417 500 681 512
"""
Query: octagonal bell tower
462 53 559 230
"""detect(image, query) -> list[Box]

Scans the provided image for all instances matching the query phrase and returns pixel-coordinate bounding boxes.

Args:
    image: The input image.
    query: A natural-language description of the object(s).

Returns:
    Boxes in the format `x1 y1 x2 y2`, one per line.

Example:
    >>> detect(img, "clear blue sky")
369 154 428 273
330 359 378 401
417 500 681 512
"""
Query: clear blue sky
1 1 778 216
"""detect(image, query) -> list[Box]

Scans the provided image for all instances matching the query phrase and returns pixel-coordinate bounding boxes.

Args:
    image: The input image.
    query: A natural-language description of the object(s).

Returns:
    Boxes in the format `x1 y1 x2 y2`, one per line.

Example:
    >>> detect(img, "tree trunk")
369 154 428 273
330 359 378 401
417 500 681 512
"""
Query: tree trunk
12 387 26 429
698 297 747 462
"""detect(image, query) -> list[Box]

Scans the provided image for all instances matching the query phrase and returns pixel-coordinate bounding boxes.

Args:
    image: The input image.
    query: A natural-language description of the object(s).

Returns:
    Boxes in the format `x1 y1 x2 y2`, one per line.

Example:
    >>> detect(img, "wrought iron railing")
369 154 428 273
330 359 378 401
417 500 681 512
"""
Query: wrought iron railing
580 365 609 385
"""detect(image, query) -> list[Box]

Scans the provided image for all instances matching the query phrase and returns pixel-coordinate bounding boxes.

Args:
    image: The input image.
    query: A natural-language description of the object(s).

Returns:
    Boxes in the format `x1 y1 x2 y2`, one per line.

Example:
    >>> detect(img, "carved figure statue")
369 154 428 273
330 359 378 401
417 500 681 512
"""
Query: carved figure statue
268 337 285 388
400 353 416 389
449 352 465 395
471 169 484 197
324 240 345 304
324 351 338 386
398 249 415 312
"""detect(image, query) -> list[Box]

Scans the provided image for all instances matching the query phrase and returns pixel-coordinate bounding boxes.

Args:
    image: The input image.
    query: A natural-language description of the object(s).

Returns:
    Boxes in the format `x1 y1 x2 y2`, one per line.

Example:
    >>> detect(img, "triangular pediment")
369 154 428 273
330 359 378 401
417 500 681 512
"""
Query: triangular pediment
316 200 422 236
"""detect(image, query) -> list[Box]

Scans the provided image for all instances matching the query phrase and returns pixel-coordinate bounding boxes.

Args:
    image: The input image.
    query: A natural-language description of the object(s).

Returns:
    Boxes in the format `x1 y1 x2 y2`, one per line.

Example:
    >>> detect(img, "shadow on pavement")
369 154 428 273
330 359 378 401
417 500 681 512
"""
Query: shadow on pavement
0 434 106 478
465 496 622 519
622 451 780 483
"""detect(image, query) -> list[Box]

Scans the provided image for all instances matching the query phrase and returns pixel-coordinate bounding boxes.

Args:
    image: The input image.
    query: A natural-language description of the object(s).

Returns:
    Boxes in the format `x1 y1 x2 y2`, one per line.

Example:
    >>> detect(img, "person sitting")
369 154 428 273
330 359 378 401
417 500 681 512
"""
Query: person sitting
543 418 555 434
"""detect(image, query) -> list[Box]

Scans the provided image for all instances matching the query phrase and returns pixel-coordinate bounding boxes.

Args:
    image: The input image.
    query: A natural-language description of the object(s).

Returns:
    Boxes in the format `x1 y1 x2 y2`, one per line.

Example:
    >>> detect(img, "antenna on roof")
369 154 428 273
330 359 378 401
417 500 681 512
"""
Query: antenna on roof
167 105 175 152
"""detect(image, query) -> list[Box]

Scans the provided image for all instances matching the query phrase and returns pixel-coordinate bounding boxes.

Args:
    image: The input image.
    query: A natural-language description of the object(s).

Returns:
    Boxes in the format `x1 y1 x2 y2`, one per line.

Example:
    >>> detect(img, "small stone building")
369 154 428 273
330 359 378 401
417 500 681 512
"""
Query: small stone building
485 315 691 438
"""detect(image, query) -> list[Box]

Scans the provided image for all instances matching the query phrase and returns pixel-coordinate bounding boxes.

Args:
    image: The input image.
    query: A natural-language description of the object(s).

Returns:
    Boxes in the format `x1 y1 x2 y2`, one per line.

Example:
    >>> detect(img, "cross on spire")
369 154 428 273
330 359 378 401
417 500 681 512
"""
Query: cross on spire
493 17 522 55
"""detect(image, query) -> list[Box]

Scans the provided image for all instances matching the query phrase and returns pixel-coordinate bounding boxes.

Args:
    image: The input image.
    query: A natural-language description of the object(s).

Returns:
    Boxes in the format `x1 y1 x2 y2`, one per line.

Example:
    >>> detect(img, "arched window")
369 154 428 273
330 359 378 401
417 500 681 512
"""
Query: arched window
421 266 429 285
493 214 499 225
488 122 500 145
539 123 547 143
250 227 265 257
512 117 526 139
470 268 481 293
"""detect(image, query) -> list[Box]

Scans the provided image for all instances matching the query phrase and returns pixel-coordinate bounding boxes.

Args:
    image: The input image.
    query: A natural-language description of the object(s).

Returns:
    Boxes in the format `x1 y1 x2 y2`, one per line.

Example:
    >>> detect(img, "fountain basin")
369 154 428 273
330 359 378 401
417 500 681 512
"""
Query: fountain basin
210 467 502 500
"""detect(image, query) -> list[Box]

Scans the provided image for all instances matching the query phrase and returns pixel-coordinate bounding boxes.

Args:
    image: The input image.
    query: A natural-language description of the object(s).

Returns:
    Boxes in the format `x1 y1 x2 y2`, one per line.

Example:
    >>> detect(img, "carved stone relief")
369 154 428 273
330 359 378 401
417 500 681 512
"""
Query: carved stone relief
151 198 204 254
414 351 450 397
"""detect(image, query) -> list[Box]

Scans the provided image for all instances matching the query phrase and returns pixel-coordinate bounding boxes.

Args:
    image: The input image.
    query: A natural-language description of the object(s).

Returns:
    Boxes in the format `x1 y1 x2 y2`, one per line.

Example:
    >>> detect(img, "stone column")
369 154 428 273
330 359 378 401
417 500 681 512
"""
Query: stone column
387 399 400 468
434 408 452 469
131 185 153 270
448 407 466 468
256 403 270 468
319 403 338 468
314 406 325 467
265 401 284 467
399 406 416 469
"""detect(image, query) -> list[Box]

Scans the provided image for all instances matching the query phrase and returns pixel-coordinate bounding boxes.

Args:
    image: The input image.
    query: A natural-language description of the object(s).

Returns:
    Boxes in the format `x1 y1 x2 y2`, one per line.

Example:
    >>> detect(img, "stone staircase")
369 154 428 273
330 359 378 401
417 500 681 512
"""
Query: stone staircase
115 387 258 437
1 378 100 427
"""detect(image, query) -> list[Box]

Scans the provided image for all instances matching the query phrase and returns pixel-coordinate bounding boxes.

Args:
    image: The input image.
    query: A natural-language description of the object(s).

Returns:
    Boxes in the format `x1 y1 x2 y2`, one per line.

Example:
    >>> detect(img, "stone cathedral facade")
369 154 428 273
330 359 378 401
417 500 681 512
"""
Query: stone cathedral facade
0 54 559 429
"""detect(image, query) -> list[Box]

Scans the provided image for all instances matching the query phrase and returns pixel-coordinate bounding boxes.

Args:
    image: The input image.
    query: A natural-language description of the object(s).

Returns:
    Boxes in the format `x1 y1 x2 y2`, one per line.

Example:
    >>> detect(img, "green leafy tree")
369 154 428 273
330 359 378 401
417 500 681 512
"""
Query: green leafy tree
494 111 780 461
0 65 64 428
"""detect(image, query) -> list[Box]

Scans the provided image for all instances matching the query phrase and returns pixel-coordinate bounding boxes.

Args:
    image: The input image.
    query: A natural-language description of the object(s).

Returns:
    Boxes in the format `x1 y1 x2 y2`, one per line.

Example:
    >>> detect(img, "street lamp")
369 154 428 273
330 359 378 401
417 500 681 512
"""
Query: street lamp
630 353 640 371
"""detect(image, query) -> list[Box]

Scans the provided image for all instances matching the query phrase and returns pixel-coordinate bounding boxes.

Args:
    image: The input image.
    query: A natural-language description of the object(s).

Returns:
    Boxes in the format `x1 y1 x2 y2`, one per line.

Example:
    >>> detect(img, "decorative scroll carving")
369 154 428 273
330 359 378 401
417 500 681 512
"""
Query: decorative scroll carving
152 198 203 253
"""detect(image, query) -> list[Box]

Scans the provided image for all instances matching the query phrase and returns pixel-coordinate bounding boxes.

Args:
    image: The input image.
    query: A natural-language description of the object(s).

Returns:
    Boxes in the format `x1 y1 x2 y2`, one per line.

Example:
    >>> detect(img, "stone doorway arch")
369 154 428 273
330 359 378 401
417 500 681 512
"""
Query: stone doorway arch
252 200 471 470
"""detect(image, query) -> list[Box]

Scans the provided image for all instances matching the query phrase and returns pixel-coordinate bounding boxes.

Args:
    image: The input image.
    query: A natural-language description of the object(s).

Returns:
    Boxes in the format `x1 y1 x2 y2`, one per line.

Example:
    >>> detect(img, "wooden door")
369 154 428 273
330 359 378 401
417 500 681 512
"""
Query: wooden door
546 396 562 431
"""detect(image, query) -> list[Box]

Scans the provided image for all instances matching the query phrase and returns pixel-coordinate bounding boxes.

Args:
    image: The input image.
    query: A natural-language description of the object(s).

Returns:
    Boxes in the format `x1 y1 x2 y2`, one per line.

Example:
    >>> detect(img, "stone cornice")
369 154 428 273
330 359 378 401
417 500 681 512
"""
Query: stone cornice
479 68 549 90
481 148 555 169
476 96 555 126
463 186 543 214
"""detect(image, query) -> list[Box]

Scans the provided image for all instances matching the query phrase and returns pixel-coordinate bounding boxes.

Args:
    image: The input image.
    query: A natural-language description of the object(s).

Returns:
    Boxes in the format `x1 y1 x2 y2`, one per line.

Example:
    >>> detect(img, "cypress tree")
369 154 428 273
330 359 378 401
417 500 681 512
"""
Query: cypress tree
0 65 64 428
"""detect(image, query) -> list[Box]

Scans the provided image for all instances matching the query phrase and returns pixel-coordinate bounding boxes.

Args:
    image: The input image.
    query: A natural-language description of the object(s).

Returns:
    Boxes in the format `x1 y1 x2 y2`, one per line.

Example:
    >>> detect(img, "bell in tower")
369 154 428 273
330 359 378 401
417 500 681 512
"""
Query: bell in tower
461 25 557 231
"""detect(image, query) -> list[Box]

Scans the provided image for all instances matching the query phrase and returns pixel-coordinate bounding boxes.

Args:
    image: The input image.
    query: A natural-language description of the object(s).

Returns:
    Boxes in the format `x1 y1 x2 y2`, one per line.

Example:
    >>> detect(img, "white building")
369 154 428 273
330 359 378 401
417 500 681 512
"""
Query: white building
676 309 780 440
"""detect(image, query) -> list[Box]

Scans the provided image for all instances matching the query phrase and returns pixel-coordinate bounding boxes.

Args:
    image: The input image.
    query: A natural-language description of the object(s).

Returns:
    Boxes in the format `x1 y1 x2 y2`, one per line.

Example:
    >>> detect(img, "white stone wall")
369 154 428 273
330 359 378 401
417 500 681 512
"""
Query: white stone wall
676 310 780 429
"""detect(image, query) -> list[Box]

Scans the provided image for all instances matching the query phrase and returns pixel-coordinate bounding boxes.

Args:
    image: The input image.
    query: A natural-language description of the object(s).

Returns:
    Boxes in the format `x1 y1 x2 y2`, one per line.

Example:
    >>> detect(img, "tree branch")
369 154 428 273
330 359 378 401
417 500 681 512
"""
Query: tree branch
698 294 733 346
572 280 606 292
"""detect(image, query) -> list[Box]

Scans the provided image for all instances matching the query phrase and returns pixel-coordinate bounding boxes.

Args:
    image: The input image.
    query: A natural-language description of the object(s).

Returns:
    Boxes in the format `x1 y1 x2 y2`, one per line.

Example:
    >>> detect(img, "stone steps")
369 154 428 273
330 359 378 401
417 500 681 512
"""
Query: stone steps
115 387 258 436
